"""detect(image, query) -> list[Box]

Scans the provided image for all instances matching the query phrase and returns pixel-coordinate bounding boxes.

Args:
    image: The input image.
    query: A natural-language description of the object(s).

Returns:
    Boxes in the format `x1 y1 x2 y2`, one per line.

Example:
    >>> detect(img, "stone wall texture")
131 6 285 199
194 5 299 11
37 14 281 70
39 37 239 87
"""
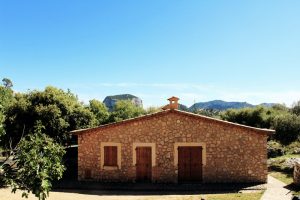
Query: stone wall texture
294 162 300 185
76 110 270 183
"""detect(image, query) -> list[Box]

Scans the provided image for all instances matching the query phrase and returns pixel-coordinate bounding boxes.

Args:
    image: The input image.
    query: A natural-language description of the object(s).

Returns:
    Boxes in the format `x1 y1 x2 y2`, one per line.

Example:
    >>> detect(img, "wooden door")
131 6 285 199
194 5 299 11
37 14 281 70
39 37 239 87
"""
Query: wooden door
189 146 203 182
178 147 190 182
136 147 152 182
178 146 202 183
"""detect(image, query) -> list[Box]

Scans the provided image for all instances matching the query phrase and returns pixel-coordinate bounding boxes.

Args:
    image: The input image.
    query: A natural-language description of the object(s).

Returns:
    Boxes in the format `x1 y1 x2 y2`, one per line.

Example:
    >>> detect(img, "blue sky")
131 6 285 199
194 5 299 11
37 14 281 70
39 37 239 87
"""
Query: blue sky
1 0 300 107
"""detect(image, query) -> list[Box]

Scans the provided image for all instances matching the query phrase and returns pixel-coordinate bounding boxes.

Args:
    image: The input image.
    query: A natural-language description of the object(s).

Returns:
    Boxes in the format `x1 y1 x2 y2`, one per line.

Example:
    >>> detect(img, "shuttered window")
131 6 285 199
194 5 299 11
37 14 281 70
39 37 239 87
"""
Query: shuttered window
104 146 118 166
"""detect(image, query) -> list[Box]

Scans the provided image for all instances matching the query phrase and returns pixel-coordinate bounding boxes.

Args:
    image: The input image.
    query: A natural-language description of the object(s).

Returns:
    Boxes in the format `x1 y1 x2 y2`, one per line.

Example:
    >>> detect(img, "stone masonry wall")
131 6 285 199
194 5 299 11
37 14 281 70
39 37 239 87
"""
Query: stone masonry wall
77 110 268 183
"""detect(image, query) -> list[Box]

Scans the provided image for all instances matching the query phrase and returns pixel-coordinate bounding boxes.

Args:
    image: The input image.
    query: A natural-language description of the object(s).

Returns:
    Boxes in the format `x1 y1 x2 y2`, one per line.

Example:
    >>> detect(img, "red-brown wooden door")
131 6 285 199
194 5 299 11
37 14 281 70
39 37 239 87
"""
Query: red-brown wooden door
178 146 202 182
136 147 152 182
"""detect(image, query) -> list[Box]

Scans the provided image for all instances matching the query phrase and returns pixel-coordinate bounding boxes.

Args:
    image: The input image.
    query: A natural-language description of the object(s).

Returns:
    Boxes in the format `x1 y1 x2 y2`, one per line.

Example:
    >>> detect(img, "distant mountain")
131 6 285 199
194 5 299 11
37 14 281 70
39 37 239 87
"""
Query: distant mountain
178 104 189 111
103 94 143 111
189 100 274 111
103 95 275 112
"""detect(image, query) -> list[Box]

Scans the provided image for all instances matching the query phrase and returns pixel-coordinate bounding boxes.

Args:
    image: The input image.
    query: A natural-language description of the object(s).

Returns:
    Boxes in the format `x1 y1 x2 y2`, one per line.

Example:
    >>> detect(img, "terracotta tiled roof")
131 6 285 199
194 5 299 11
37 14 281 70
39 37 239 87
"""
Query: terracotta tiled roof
71 109 275 135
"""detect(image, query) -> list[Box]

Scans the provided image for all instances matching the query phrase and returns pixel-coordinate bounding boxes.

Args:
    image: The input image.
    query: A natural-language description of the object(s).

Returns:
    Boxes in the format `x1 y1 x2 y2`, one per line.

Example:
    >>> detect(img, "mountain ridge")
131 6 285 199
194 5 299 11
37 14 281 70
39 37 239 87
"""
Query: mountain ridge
189 100 275 111
103 94 143 111
102 93 275 111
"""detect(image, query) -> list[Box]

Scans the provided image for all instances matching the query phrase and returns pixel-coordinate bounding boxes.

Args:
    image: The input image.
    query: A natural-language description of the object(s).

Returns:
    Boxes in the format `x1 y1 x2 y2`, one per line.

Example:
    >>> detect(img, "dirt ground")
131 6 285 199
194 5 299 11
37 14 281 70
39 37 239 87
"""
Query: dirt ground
0 188 202 200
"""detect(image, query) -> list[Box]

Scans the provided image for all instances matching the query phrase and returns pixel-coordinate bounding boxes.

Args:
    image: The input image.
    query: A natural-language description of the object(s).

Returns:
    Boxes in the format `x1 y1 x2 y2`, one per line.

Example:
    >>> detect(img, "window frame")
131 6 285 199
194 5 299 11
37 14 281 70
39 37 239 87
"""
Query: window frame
100 142 121 170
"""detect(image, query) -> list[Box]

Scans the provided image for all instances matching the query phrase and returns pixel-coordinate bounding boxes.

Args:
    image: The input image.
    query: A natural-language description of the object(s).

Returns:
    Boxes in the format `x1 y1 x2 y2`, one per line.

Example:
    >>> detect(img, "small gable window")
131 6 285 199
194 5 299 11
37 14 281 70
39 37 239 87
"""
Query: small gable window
104 146 118 166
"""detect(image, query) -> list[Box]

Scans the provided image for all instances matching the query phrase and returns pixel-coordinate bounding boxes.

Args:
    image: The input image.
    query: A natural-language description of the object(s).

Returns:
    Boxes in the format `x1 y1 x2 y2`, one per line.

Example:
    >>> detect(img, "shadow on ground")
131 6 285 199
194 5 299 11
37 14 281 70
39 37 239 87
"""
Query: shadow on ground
53 181 265 196
285 183 300 193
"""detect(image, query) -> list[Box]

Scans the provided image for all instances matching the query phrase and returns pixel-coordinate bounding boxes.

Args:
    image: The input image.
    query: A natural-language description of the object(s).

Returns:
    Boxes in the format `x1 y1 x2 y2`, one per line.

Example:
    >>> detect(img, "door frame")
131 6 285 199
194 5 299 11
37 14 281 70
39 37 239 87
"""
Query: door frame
174 142 206 167
133 143 156 182
133 143 156 167
135 146 152 182
178 146 203 182
174 142 206 183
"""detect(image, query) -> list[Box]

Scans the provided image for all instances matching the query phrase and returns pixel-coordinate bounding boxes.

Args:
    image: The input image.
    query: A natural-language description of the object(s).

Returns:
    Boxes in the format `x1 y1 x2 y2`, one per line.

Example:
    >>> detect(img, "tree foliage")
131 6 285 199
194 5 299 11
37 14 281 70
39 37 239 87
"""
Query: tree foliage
292 101 300 116
272 114 300 144
221 104 300 145
0 79 15 111
3 123 65 200
2 78 13 88
0 78 15 140
0 87 14 111
2 86 95 147
267 140 284 158
108 100 145 122
0 110 4 138
221 106 272 128
145 106 162 114
88 99 109 125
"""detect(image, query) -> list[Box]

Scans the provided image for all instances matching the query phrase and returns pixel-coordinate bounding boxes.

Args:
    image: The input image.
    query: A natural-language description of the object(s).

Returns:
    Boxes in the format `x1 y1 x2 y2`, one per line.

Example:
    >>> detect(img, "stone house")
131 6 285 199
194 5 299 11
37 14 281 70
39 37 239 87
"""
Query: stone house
72 97 274 183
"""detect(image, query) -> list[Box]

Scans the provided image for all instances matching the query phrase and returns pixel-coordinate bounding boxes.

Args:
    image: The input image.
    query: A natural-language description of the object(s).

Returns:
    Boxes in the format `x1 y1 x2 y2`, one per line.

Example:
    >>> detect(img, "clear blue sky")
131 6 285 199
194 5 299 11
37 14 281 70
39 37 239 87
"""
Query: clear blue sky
1 0 300 107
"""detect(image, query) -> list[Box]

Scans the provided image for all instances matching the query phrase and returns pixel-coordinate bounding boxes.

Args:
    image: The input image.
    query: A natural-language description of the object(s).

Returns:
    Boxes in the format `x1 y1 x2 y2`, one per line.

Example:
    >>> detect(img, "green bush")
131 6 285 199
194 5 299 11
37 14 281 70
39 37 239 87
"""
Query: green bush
285 141 300 155
272 114 300 145
267 141 285 158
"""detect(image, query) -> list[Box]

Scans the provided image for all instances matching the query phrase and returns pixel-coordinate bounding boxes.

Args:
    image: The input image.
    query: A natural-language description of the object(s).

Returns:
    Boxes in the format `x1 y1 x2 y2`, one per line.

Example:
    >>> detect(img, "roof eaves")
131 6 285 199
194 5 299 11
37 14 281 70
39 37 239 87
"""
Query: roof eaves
71 109 275 136
172 109 275 135
70 109 170 134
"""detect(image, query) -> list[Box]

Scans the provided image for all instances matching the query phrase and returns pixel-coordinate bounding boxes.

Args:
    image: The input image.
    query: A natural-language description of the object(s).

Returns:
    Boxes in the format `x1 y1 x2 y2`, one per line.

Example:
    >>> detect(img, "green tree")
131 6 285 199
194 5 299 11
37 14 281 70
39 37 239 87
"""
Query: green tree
88 99 109 125
2 123 65 200
0 80 15 112
108 100 145 122
2 78 13 88
2 86 95 148
220 106 288 129
221 106 266 128
271 114 300 145
145 106 161 114
292 100 300 116
220 104 300 144
0 78 15 141
0 109 4 138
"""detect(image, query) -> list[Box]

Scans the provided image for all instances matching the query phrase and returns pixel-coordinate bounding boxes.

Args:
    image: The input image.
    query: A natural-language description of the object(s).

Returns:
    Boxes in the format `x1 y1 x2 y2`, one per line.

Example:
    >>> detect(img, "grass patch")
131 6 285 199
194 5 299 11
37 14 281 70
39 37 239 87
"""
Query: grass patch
269 167 300 196
268 154 299 192
269 171 293 185
270 154 300 160
268 154 300 173
204 192 263 200
268 154 300 196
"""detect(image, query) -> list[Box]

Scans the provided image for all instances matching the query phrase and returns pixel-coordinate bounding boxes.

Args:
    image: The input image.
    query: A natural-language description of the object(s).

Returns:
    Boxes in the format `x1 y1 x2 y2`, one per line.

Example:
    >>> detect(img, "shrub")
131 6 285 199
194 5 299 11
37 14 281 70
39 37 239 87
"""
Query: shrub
272 114 300 145
285 141 300 155
267 140 285 158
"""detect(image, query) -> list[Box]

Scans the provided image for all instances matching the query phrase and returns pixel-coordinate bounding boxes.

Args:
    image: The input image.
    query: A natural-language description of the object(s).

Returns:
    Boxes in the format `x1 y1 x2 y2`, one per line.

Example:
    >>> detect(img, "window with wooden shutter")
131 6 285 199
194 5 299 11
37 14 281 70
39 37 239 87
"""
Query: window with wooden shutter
104 146 118 166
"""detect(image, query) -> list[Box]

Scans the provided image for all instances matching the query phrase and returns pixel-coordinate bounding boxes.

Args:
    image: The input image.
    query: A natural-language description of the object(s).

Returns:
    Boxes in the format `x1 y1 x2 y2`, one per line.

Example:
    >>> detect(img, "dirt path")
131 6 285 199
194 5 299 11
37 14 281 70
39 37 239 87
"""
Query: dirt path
0 188 202 200
260 175 292 200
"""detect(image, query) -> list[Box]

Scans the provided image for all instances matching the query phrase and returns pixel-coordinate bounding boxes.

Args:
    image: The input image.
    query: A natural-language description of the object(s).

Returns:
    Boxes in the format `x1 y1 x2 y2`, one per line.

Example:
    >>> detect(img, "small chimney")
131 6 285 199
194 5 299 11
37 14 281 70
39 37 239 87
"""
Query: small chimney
162 96 180 110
